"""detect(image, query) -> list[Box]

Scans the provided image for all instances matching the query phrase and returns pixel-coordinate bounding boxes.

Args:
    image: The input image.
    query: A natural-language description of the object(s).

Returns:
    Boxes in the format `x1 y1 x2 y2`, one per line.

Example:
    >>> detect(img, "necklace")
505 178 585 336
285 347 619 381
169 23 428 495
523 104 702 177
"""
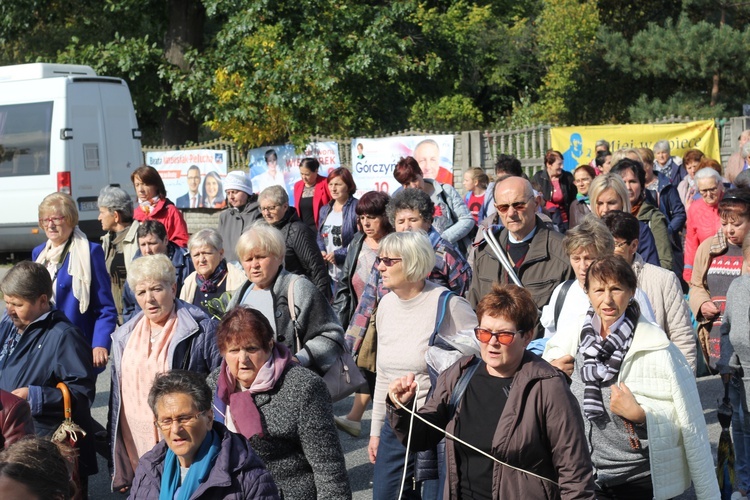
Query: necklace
150 326 165 344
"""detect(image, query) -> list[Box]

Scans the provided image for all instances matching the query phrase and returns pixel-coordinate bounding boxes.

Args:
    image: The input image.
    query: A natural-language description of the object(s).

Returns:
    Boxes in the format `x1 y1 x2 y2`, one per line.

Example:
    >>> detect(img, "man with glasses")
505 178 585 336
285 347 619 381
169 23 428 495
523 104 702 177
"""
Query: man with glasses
257 185 331 300
176 165 203 209
468 176 573 329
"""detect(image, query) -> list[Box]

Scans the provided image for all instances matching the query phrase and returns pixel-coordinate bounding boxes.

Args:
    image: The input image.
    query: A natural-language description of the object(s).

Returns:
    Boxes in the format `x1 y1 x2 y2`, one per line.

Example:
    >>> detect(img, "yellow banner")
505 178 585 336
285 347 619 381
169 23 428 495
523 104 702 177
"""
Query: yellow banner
550 120 721 171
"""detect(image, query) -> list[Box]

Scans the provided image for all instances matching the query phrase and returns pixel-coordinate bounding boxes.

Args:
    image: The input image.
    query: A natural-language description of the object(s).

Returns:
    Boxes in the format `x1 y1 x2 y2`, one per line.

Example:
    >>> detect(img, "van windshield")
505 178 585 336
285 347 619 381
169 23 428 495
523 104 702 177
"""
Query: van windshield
0 101 53 177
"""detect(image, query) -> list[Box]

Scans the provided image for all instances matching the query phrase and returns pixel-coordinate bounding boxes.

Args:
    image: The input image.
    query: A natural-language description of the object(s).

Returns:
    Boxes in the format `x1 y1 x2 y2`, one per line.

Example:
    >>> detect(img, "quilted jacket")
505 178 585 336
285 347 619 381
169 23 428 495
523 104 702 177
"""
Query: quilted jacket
543 316 720 499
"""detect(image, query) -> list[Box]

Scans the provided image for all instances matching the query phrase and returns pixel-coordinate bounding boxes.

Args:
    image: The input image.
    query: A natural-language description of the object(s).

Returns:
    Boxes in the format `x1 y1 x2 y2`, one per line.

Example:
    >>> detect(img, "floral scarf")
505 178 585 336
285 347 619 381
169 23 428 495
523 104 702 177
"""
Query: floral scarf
196 259 228 294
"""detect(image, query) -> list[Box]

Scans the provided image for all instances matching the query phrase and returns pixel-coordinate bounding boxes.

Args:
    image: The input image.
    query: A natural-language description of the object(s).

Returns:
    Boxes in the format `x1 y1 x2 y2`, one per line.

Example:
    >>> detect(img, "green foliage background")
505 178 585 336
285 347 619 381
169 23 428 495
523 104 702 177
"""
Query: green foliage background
2 0 748 147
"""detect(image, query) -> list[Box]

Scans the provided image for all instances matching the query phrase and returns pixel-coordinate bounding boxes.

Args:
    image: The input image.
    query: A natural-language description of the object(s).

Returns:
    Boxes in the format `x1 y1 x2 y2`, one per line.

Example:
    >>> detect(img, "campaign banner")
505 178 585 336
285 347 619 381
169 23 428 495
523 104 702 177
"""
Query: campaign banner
351 135 455 197
145 149 228 209
550 120 721 171
248 142 340 206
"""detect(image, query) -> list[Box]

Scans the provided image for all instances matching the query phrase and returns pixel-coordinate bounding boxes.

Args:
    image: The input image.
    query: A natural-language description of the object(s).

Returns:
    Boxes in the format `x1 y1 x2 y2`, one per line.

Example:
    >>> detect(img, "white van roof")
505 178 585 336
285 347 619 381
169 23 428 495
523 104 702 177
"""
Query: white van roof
0 63 97 83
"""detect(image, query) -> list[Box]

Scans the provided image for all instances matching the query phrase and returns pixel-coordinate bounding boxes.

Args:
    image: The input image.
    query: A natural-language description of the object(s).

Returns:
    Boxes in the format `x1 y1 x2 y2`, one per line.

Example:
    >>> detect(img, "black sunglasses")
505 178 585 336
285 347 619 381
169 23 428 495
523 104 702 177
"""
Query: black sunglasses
375 256 403 267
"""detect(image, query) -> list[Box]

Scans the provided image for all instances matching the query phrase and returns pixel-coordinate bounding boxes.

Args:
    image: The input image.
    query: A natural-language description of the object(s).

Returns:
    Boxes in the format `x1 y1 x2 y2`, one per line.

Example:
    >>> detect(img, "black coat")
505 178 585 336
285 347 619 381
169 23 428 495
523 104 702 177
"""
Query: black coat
273 207 332 300
531 169 577 226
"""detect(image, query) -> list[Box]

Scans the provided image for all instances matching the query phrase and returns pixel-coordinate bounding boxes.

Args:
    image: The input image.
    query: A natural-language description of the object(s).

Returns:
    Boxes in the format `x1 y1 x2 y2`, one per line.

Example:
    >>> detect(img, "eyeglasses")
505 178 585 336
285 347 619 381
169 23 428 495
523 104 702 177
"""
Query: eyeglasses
613 240 631 249
494 196 533 215
699 187 719 196
154 411 205 431
260 205 280 213
375 256 403 267
474 327 524 345
39 216 66 227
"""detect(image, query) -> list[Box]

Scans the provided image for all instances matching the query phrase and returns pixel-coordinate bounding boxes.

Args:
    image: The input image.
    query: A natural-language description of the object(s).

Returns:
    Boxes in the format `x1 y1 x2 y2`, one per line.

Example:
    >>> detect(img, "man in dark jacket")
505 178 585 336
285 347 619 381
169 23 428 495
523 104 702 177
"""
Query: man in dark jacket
468 177 573 335
219 170 262 263
258 185 332 300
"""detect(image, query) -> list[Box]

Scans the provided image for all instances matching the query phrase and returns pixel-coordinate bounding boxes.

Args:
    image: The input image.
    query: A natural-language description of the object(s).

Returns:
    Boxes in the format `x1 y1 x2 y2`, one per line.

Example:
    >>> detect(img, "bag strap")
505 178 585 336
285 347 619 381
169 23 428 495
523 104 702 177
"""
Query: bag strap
447 357 481 418
553 279 575 330
428 290 457 346
439 187 458 224
287 275 302 350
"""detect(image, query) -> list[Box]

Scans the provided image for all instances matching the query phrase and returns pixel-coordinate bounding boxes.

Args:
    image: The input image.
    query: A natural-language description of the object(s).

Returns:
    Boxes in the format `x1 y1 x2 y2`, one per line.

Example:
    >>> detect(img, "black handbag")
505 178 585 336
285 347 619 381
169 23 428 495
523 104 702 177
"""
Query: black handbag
288 276 366 402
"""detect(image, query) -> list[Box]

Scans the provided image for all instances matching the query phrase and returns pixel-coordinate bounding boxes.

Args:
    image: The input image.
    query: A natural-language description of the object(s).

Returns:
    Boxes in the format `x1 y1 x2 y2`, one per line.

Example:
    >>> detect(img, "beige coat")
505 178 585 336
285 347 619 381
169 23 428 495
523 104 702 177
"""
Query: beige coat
632 253 696 372
179 263 247 304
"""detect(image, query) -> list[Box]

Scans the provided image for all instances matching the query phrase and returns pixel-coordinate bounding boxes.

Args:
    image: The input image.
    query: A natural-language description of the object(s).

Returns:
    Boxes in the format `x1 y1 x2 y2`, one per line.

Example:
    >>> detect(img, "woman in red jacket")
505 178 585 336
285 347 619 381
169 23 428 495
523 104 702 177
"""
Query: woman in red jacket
131 165 189 248
293 158 331 233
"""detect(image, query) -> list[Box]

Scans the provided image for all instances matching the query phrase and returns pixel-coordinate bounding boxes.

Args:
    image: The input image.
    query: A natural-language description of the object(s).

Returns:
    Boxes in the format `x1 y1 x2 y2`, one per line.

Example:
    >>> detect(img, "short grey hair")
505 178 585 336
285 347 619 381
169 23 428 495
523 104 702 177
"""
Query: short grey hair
387 188 434 225
1 261 52 301
258 185 289 206
235 222 285 261
378 231 435 283
610 148 643 167
127 253 176 290
148 370 213 416
595 139 610 150
695 166 723 184
741 142 750 160
653 140 671 154
97 186 133 222
563 214 614 257
188 228 223 254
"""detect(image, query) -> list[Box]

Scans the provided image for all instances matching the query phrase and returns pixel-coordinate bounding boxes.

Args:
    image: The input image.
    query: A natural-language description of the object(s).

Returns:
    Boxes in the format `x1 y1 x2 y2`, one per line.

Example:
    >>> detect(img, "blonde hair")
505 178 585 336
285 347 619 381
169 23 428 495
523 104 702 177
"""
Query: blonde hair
235 222 285 261
588 173 631 215
465 168 489 189
38 192 79 228
127 254 176 290
378 231 435 283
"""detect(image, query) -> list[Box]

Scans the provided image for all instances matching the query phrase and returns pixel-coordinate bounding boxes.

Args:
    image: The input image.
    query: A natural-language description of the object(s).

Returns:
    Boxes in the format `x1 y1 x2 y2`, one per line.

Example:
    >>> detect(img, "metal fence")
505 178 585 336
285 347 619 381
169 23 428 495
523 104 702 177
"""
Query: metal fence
143 116 745 190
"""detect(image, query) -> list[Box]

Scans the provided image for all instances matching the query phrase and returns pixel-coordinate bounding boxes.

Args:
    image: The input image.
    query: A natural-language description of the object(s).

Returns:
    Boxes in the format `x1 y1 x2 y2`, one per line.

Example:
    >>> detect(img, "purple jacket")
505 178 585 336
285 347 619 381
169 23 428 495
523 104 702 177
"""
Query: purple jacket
317 196 359 266
128 422 280 499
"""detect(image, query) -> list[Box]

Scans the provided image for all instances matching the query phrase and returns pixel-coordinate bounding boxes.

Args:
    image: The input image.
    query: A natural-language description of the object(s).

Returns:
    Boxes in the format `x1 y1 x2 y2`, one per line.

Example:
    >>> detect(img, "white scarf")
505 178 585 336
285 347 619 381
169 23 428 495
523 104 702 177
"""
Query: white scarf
35 227 92 313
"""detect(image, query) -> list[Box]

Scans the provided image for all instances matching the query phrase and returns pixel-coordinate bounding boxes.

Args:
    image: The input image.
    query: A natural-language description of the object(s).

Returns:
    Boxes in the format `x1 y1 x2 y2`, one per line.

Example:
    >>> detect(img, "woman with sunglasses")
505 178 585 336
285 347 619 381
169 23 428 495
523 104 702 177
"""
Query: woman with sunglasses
387 283 595 499
544 255 717 499
369 231 477 500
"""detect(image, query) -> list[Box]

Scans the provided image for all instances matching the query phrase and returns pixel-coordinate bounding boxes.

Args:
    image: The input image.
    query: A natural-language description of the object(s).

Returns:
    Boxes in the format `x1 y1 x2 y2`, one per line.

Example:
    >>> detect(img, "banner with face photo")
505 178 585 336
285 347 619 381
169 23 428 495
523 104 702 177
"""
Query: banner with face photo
351 135 455 197
247 142 340 206
550 120 721 171
145 149 228 209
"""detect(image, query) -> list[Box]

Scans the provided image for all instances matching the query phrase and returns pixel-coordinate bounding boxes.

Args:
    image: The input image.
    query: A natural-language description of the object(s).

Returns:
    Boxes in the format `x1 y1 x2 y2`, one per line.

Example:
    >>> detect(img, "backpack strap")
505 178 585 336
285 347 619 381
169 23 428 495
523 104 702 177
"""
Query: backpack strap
428 290 457 346
447 357 481 418
553 279 575 330
439 186 458 224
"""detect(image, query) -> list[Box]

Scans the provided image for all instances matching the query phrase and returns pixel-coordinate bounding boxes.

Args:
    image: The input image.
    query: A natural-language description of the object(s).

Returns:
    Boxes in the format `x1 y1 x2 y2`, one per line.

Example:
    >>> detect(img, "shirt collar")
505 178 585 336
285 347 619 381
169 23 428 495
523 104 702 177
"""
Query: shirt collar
508 226 537 244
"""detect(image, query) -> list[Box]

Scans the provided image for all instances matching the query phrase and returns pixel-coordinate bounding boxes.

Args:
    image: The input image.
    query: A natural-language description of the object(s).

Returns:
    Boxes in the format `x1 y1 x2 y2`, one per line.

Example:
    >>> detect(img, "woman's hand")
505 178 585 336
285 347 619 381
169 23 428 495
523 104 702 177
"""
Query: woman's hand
388 373 417 405
368 436 379 464
93 347 109 368
700 301 720 321
550 355 574 376
610 382 646 424
323 252 336 264
11 387 29 400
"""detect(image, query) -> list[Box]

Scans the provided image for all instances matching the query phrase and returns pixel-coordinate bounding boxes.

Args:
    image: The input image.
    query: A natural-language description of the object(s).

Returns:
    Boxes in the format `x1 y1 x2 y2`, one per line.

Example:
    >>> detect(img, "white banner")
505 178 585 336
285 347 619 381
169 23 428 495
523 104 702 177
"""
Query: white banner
145 149 228 209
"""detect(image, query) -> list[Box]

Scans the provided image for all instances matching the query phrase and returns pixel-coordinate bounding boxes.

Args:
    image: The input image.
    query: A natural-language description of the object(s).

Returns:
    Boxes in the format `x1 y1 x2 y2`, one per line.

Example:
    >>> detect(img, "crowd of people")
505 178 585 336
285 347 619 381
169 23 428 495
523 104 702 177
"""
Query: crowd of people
4 132 750 499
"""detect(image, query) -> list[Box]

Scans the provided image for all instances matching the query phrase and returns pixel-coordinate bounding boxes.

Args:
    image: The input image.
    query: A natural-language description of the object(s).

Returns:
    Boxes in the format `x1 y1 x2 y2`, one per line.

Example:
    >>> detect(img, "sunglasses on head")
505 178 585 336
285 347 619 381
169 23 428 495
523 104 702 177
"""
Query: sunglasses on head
474 327 523 345
494 196 533 215
375 256 402 267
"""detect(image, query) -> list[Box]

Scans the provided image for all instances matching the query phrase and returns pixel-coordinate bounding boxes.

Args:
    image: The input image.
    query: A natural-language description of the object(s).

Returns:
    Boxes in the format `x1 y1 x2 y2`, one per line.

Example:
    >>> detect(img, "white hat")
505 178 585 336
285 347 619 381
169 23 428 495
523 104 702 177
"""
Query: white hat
224 170 253 195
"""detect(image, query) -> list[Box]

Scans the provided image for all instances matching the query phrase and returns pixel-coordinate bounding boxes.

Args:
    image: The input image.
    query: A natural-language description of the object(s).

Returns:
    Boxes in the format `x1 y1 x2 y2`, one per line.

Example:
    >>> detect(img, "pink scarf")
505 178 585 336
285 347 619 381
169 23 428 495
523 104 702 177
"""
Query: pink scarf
217 342 294 438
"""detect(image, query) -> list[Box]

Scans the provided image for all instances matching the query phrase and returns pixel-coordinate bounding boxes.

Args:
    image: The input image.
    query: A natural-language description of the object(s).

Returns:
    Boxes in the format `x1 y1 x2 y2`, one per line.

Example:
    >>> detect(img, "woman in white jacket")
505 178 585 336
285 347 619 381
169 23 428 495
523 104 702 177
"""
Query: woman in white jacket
543 254 718 499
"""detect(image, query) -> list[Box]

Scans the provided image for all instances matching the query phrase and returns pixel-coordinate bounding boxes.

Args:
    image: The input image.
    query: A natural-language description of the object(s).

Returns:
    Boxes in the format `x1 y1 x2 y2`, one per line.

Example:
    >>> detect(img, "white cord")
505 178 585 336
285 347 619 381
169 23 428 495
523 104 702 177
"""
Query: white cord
390 380 560 490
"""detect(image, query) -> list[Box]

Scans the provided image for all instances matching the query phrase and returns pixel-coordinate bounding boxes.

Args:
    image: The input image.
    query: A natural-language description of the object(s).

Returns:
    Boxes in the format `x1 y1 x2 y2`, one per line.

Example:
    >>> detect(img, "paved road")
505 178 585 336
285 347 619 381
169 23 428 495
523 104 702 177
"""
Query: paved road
0 267 726 498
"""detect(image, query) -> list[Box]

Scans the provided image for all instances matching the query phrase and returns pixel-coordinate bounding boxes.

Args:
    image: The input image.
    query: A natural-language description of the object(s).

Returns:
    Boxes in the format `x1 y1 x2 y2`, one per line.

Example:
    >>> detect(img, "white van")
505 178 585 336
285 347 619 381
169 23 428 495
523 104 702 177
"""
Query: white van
0 63 142 252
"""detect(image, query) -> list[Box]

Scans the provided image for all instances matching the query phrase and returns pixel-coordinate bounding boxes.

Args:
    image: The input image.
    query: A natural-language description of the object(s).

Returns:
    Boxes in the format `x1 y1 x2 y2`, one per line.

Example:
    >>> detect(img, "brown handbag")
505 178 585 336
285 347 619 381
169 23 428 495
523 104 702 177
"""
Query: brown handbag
355 305 377 373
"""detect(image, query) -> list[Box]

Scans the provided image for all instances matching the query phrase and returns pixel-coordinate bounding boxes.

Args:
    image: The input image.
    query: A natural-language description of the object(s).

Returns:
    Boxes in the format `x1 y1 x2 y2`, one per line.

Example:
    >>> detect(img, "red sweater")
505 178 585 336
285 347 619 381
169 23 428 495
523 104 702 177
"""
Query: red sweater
683 198 721 282
133 198 189 248
293 176 331 227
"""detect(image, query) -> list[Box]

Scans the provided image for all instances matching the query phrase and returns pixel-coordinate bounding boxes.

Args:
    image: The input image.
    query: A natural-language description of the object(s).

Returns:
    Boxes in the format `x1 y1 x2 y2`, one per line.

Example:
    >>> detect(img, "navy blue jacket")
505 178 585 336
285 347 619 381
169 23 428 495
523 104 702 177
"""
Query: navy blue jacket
121 241 194 321
129 422 280 499
647 172 687 275
31 241 117 350
637 222 661 267
317 196 359 266
0 310 96 477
